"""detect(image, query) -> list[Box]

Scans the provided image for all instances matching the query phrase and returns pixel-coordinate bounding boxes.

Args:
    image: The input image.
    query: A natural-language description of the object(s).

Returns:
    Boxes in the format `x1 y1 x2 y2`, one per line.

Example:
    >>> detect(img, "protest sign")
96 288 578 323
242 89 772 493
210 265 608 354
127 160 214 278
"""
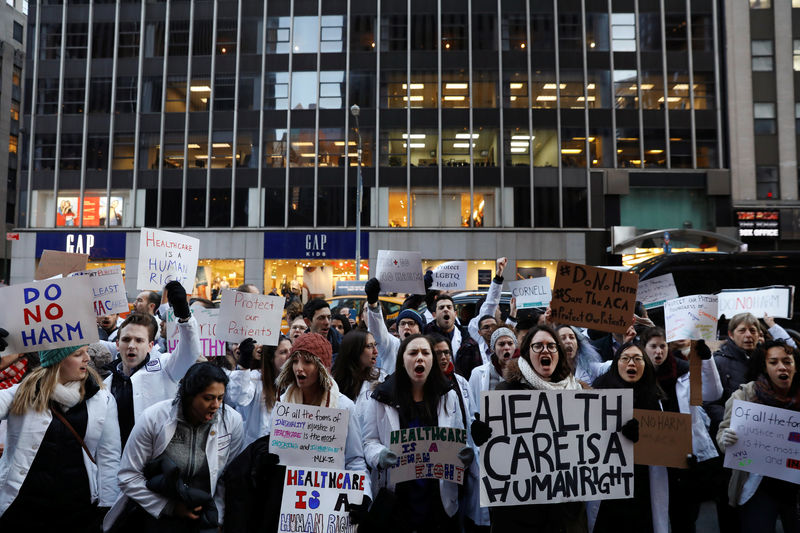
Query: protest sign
279 466 367 533
550 262 638 334
664 294 718 342
165 306 225 356
723 399 800 484
508 277 552 309
136 227 199 293
334 280 366 296
68 265 128 316
0 277 100 352
637 273 679 310
717 286 794 319
388 426 467 485
216 289 283 346
35 250 89 280
430 261 468 291
633 409 692 468
270 402 350 468
479 389 634 507
375 250 425 295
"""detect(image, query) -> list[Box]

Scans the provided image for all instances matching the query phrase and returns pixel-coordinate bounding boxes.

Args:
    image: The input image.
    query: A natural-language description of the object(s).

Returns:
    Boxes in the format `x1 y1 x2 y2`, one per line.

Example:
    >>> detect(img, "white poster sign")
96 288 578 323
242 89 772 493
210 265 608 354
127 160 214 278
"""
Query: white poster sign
508 277 552 308
136 227 199 293
68 265 129 317
0 277 100 352
270 402 350 469
430 261 468 291
166 307 225 357
664 294 719 342
389 426 468 485
216 289 283 346
375 250 425 295
279 466 367 532
637 273 679 310
723 399 800 484
479 389 634 507
717 286 794 319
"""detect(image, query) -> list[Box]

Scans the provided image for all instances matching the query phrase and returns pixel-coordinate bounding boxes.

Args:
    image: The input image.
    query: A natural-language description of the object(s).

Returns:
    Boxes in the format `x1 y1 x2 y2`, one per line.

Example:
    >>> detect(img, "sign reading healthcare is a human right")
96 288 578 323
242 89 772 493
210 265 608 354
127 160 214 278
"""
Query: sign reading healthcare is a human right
136 227 199 293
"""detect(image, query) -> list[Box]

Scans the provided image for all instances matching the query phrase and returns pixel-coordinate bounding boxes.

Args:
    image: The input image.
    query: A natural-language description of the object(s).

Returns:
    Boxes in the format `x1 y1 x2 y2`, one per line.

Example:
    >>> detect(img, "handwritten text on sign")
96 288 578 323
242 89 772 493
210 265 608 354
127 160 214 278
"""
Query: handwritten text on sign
270 402 350 469
217 289 284 346
375 250 425 295
68 265 128 317
166 307 225 356
280 466 367 533
664 294 718 342
724 399 800 484
717 286 794 320
479 389 634 506
637 273 679 310
508 277 552 309
389 426 467 485
430 261 468 291
550 262 639 334
0 277 99 352
633 408 692 468
136 228 199 293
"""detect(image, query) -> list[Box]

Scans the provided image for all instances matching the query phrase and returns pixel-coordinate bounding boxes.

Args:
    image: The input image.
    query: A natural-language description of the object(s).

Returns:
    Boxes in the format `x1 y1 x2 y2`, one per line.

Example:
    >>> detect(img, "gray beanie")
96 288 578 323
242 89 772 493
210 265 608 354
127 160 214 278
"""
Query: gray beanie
490 327 517 352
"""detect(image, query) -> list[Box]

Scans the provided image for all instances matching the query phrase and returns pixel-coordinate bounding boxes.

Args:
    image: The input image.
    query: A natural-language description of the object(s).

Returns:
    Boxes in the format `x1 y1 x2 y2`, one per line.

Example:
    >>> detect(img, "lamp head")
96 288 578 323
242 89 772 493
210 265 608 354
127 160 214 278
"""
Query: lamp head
350 104 360 117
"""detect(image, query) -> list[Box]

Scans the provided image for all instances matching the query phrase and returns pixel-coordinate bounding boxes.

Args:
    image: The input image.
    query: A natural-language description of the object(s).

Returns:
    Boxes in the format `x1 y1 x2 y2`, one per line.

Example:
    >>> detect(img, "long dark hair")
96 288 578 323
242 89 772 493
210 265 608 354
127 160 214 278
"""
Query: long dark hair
595 341 666 409
747 339 800 394
519 324 573 382
175 362 229 426
261 335 291 409
393 334 451 425
332 330 380 401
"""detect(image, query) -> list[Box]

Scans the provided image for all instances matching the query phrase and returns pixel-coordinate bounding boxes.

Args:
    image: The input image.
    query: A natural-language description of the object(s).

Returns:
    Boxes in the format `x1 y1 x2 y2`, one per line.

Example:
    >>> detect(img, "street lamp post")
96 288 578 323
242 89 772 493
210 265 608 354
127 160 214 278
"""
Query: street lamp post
351 104 363 281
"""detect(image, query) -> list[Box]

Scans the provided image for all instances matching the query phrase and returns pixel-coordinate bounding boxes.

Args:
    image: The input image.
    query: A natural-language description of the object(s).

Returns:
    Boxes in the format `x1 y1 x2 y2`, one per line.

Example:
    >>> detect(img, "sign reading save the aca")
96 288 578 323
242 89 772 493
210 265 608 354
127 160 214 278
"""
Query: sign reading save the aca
389 426 468 485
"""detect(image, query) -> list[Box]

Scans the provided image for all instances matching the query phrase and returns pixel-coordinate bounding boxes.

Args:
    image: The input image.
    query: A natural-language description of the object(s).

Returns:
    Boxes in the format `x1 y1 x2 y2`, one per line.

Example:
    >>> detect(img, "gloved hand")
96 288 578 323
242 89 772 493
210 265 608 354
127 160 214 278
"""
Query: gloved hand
620 418 639 443
695 340 712 360
377 448 398 469
424 270 434 291
457 446 474 467
0 328 7 352
365 278 381 305
347 495 372 525
470 414 492 446
686 453 698 469
165 281 190 319
238 338 256 368
720 428 738 448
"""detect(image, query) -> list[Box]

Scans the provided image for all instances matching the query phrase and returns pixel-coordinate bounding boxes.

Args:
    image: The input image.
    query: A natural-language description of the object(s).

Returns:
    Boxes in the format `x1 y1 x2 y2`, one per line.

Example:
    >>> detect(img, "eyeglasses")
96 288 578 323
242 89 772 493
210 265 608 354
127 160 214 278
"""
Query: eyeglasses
290 325 306 331
619 356 645 365
530 342 558 353
364 343 377 350
398 320 418 328
434 349 451 356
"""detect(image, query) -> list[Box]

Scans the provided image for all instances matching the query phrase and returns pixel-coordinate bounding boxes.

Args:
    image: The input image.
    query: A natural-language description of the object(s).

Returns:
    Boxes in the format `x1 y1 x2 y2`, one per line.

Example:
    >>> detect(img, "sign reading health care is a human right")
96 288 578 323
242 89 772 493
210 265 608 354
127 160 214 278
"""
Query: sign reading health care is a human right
136 228 199 293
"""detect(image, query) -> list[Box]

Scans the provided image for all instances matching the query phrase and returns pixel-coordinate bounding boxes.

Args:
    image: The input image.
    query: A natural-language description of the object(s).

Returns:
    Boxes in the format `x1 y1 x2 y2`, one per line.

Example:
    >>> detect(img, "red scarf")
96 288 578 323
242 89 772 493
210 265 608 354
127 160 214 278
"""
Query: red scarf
0 358 28 389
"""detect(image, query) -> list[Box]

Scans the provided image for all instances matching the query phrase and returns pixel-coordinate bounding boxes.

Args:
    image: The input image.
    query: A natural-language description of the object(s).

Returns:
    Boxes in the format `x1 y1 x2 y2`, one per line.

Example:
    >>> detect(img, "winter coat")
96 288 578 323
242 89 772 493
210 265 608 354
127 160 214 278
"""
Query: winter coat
468 361 503 416
716 381 763 506
673 358 723 461
225 369 272 448
466 275 503 366
706 340 751 431
366 304 401 373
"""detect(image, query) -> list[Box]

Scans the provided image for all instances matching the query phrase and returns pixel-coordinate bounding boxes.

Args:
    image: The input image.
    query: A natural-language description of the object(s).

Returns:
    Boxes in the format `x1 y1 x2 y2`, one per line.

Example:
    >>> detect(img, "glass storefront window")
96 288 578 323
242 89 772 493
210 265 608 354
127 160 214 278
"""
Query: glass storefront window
197 259 245 300
31 190 132 227
264 259 367 300
515 261 559 284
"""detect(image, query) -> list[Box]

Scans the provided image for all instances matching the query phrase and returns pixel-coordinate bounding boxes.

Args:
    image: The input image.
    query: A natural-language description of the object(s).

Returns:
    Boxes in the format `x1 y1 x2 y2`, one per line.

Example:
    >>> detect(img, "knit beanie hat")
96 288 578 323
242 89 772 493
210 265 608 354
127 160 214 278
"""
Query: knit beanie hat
39 344 87 368
490 327 517 352
396 308 425 331
291 333 333 370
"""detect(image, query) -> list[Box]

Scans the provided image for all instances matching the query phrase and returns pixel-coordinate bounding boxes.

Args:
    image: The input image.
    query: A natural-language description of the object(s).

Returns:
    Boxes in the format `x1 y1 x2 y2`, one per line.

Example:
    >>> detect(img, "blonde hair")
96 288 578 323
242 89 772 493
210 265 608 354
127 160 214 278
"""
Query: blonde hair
10 360 104 416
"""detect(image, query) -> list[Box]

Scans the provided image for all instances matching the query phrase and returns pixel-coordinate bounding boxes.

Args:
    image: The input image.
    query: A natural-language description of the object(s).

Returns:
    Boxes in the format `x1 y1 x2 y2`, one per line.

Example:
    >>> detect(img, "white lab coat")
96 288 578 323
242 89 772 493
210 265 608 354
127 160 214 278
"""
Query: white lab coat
225 368 272 447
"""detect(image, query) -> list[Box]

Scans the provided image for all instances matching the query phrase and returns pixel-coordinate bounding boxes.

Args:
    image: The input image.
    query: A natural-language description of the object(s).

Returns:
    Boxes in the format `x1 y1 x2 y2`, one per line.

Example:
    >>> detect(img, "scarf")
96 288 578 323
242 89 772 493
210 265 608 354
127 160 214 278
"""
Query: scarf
443 360 455 377
283 378 340 409
753 374 800 411
0 358 28 389
52 381 82 410
517 356 581 391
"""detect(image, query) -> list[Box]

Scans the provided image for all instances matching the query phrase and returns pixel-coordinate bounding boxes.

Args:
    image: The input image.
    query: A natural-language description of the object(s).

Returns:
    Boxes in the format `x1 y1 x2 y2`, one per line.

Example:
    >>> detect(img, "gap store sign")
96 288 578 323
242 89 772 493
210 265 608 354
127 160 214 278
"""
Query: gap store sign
263 232 368 259
35 232 127 259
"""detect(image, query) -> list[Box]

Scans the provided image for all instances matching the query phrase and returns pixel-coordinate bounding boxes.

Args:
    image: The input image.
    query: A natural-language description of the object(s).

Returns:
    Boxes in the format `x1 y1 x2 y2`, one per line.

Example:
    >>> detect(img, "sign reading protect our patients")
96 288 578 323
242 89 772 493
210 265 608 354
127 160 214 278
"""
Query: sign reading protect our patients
136 228 199 293
216 289 284 346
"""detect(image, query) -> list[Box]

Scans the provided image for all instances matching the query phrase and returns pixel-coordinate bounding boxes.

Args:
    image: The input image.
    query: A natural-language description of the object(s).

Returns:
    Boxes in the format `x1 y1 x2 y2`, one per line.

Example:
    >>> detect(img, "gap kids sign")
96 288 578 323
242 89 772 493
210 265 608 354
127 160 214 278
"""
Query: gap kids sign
264 232 369 259
35 232 126 259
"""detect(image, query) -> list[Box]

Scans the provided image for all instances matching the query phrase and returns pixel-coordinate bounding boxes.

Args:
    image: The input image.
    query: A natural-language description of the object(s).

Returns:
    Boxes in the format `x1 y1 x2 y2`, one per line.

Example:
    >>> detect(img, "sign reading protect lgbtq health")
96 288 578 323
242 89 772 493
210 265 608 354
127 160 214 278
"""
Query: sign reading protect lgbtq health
0 277 99 352
136 228 199 293
375 250 425 295
388 426 468 485
479 389 634 507
550 262 639 334
217 289 283 346
279 466 367 533
717 286 794 319
68 265 128 316
637 273 679 310
508 277 552 309
723 399 800 484
430 261 468 291
664 294 718 342
270 402 350 468
166 307 224 356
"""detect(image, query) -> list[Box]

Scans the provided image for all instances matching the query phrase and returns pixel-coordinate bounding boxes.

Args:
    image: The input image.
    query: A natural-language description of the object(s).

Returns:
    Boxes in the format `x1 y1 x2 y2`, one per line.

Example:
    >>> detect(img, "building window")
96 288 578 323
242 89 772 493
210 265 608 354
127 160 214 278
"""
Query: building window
794 0 800 7
752 40 774 71
611 13 636 52
750 0 771 7
795 103 800 134
754 103 776 135
756 166 778 199
13 21 22 43
794 40 800 70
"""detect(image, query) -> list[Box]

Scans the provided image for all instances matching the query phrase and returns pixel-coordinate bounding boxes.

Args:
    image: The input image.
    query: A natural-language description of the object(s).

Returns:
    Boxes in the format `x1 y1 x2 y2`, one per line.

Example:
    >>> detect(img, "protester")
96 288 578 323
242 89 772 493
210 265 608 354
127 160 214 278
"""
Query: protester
0 345 120 532
425 294 481 377
97 313 123 342
332 330 382 403
557 324 609 386
463 258 507 376
717 340 800 532
103 362 243 532
331 313 352 337
302 299 342 355
133 290 162 325
365 277 425 371
288 315 307 343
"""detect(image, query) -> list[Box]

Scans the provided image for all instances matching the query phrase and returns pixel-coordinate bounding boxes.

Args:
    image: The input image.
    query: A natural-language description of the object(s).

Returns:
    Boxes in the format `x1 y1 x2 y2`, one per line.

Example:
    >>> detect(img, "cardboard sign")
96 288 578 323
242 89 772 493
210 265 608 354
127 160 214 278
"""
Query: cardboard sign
633 408 692 468
689 345 703 406
375 250 425 295
279 466 367 533
664 295 718 342
217 289 283 346
136 227 199 293
165 307 225 356
717 286 794 319
68 265 128 317
35 250 89 280
0 277 100 352
550 261 638 334
388 426 468 485
430 261 468 291
637 273 679 310
270 402 350 468
724 399 800 484
479 389 634 506
508 277 552 309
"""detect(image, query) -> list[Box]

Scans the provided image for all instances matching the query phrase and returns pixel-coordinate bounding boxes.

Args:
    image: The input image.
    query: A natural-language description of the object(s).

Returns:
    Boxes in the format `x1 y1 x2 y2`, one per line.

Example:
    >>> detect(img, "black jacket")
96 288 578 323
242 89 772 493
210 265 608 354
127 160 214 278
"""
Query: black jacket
705 340 751 434
106 355 150 448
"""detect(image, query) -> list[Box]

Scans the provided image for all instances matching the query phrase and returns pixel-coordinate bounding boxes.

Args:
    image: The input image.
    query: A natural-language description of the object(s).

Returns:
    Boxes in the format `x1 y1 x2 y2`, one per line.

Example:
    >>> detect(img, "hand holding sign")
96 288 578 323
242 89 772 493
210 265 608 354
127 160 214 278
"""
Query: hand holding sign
217 289 283 346
375 250 425 295
136 227 199 293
